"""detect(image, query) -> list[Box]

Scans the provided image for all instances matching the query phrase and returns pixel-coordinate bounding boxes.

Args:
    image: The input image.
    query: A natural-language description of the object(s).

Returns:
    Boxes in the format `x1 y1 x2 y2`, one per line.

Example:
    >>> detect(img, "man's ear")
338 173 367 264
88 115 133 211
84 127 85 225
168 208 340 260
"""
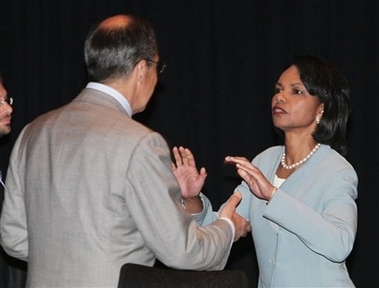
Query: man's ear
134 60 146 84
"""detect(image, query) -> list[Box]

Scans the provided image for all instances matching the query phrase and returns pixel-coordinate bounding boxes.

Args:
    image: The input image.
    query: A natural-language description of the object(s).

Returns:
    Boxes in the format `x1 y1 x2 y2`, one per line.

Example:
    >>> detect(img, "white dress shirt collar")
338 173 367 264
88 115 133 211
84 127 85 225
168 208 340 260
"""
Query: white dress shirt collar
86 82 132 117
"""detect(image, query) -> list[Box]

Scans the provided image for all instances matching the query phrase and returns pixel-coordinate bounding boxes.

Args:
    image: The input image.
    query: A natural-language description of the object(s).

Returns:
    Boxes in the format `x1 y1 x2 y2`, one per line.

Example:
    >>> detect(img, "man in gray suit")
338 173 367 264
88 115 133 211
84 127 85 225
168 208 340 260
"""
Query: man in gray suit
0 14 251 287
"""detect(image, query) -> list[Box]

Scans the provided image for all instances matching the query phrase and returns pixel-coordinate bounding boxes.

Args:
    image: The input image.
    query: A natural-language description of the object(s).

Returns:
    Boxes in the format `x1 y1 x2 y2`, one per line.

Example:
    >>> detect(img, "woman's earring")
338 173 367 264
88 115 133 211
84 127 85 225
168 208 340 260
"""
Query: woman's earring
316 110 324 124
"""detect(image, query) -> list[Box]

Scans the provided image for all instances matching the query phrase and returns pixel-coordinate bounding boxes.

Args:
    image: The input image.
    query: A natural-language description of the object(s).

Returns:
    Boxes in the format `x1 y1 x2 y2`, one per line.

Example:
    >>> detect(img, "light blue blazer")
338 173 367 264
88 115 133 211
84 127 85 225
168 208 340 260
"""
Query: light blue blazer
198 145 358 287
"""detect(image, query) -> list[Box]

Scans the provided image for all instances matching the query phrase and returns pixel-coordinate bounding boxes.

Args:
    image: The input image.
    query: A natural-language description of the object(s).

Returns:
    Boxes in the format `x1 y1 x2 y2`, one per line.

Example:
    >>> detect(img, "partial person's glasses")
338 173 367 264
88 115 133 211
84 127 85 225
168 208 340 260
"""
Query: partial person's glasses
145 59 167 74
0 97 13 106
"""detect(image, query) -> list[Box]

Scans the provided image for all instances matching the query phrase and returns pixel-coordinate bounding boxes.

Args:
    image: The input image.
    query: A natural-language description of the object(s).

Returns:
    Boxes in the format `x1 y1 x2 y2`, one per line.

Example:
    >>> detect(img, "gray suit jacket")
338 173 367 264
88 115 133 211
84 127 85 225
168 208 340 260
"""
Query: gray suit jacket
0 88 233 287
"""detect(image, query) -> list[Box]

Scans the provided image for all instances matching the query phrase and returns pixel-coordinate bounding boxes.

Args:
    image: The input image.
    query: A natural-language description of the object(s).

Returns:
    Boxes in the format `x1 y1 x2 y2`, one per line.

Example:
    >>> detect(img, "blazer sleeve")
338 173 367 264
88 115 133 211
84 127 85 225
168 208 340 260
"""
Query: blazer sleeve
191 193 220 226
123 132 233 270
0 129 29 261
264 165 358 263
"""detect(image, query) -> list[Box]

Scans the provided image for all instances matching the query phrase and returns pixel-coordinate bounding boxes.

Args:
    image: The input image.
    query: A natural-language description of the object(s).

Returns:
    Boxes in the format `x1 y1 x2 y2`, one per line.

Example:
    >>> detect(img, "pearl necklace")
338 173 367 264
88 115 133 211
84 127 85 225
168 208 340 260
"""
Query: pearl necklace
281 143 321 170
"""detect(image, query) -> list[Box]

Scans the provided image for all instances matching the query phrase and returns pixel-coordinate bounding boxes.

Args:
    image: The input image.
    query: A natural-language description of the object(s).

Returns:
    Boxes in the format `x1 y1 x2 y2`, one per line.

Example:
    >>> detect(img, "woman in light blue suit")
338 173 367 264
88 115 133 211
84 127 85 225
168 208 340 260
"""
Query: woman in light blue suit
173 55 358 287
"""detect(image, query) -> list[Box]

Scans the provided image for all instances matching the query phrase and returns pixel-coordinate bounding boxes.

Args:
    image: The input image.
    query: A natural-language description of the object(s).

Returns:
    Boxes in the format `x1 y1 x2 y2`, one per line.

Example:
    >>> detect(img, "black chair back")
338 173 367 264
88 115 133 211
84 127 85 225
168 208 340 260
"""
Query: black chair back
118 263 249 288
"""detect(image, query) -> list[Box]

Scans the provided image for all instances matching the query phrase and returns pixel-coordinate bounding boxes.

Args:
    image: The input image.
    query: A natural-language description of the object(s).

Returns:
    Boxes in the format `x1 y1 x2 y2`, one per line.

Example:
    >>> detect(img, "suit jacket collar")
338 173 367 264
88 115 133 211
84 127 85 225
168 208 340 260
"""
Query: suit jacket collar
74 88 131 117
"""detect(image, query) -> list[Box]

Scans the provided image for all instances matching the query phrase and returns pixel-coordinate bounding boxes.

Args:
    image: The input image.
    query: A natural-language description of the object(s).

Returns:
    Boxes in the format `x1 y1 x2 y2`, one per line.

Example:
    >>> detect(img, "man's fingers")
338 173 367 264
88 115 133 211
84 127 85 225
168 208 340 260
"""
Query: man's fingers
220 192 242 218
232 212 252 242
172 146 183 166
184 149 195 165
227 191 242 208
199 167 208 179
218 192 252 242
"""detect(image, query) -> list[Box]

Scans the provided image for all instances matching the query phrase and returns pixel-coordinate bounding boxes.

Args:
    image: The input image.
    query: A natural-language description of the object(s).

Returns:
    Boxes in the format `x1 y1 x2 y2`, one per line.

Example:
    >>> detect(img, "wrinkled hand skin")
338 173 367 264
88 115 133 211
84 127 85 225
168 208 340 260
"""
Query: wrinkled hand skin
172 146 207 199
220 192 252 241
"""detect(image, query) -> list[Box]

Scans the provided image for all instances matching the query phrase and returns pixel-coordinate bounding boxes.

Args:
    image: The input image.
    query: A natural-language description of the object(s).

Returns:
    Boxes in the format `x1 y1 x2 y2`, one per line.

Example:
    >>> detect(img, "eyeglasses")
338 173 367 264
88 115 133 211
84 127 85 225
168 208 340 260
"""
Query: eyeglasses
0 97 13 106
144 59 167 74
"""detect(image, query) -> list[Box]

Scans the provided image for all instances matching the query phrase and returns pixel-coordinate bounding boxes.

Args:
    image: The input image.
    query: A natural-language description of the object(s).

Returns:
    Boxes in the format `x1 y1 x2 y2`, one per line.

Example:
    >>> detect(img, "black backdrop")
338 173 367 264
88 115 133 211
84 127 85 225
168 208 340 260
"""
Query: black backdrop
1 1 378 287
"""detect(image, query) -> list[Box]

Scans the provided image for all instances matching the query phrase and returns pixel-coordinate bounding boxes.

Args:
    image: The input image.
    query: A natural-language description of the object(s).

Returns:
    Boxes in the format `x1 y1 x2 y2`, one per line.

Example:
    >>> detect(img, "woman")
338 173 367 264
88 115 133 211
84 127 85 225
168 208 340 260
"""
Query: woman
173 55 358 287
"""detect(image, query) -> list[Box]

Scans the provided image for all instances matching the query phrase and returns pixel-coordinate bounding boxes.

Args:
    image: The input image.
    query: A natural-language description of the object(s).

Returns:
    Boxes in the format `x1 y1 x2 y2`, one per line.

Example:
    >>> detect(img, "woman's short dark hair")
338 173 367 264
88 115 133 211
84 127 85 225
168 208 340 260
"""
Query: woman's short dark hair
275 55 351 155
84 14 157 82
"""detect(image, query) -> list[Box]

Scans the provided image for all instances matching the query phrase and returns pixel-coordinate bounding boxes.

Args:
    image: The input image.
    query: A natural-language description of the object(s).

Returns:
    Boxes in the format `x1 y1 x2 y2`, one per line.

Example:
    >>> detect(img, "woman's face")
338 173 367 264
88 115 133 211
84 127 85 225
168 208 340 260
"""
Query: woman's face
271 65 324 135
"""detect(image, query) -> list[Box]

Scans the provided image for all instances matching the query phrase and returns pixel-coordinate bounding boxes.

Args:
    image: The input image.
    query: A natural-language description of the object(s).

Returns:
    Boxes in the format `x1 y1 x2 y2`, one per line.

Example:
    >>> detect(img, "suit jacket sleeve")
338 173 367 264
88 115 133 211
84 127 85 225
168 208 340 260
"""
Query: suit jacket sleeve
0 128 29 261
122 132 233 270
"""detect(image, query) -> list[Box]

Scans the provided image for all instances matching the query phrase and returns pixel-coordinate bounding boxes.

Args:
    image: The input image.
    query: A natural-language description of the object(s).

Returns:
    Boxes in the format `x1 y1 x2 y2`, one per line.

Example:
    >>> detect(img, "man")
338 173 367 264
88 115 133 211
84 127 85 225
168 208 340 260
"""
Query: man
0 75 27 287
0 15 251 287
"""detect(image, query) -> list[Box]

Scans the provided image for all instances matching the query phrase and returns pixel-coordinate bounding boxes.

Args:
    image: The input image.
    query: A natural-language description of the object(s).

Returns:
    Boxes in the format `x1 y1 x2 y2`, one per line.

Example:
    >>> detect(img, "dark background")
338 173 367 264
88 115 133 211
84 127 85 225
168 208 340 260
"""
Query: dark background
1 1 378 287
